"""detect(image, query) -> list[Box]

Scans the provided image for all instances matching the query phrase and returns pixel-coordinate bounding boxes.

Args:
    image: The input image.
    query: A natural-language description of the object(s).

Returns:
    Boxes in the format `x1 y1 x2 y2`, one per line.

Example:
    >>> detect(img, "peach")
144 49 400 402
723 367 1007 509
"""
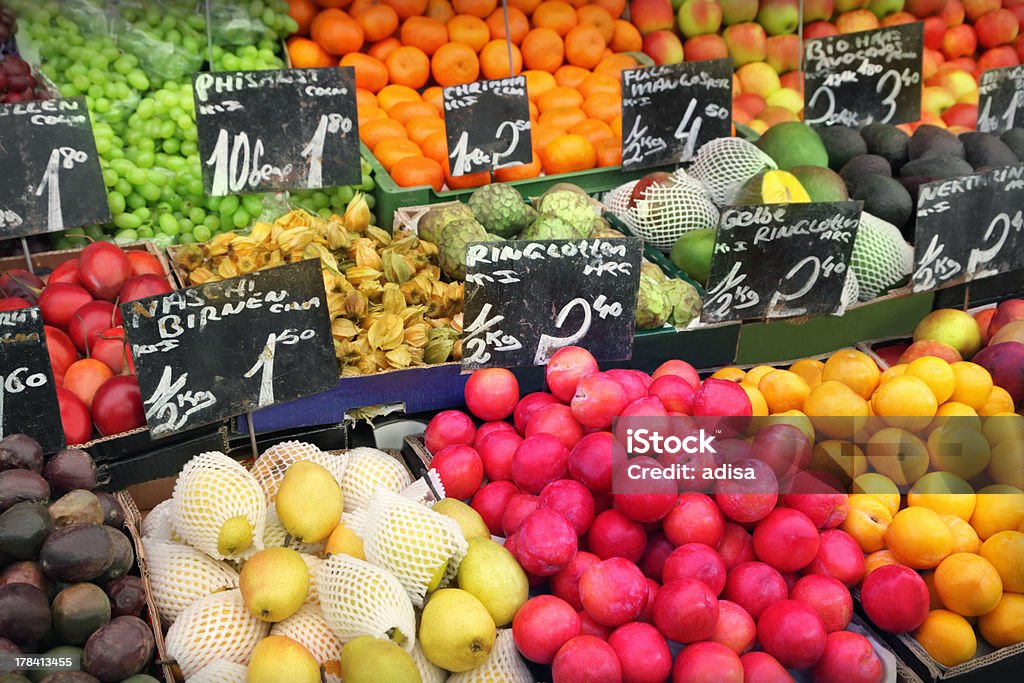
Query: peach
723 22 768 66
803 0 836 22
676 0 723 38
630 0 676 35
942 24 978 60
805 20 839 39
643 29 685 64
684 33 730 60
976 9 1020 48
907 0 950 16
719 0 759 25
766 34 801 73
836 9 881 33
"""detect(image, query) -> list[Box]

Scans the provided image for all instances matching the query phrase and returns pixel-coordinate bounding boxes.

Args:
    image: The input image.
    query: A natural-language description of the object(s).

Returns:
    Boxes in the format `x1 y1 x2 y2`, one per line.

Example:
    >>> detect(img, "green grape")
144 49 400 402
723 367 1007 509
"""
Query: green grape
232 209 251 229
193 225 212 242
108 192 127 215
137 226 155 240
114 229 139 244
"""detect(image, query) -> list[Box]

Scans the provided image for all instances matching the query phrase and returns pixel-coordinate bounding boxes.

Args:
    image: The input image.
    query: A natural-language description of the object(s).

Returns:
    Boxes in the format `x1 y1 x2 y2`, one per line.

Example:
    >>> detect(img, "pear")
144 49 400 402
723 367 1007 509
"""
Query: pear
340 636 421 683
240 548 308 622
247 635 321 683
432 499 490 540
277 461 343 544
324 520 365 560
456 537 528 627
218 515 254 557
419 588 496 672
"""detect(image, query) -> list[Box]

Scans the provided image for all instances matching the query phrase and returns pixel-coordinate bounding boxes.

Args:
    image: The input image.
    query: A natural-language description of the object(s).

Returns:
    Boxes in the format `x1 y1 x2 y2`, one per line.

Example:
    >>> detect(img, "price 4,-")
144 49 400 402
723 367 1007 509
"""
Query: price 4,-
623 100 728 166
0 367 49 438
449 120 529 176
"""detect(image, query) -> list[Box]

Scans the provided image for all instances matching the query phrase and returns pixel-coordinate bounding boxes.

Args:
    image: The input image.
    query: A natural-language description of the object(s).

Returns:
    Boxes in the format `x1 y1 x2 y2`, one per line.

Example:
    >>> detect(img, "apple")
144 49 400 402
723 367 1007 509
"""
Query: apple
860 564 930 632
928 67 979 101
684 33 730 61
580 558 649 626
899 339 963 363
672 641 744 683
757 0 800 35
913 309 983 359
813 631 885 683
905 0 947 16
804 0 836 22
942 24 978 59
766 35 801 73
977 45 1021 72
513 595 581 664
631 0 677 35
942 102 979 127
723 22 769 66
790 575 854 632
676 0 722 37
924 15 947 49
720 0 759 24
553 636 622 683
608 622 673 683
805 20 840 38
836 9 882 32
881 10 919 24
711 600 757 654
653 578 719 642
835 0 870 10
869 0 907 18
723 561 789 619
757 600 828 669
964 0 1000 21
941 0 965 24
805 529 868 586
989 299 1024 336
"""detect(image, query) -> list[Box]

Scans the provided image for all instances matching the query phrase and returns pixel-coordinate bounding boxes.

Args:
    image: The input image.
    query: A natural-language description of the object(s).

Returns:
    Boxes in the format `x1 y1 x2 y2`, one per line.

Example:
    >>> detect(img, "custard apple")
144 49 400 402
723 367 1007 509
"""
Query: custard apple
636 273 671 330
439 219 488 281
536 190 599 237
662 279 702 327
468 184 536 238
520 214 585 241
418 204 474 244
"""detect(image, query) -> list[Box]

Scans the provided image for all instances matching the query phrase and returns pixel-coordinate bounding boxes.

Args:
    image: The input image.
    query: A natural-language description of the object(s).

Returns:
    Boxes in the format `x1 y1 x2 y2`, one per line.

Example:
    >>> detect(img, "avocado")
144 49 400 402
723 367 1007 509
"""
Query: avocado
839 154 892 195
1000 128 1024 159
755 121 830 170
899 154 976 180
908 125 965 161
790 165 850 202
851 176 914 234
861 123 910 169
814 125 867 171
959 132 1019 170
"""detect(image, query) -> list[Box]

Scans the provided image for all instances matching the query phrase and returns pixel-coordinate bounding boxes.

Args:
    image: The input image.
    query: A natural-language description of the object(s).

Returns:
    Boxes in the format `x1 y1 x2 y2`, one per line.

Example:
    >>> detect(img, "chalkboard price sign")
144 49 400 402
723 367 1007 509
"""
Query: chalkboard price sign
977 65 1024 134
913 164 1024 292
120 260 337 439
443 76 532 177
463 238 642 370
702 202 862 323
620 59 733 171
804 23 923 128
0 97 110 239
193 67 360 196
0 308 63 454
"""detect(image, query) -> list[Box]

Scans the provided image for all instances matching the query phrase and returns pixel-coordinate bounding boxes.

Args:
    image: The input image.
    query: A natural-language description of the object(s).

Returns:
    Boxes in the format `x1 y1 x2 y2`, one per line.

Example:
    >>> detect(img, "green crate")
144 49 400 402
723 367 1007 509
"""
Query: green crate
364 142 670 230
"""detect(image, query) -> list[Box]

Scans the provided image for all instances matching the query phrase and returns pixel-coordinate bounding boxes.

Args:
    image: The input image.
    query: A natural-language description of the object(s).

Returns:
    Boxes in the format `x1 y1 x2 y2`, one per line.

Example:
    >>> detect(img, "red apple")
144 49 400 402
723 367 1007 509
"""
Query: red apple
907 0 950 16
631 0 676 35
805 20 839 39
653 578 719 643
723 561 788 620
685 34 730 61
976 9 1020 49
860 564 930 633
964 0 1000 21
789 574 853 632
643 29 685 65
757 600 828 669
924 15 947 49
941 0 966 24
723 22 769 65
766 35 801 73
942 24 978 61
608 622 673 683
513 595 581 664
812 631 884 683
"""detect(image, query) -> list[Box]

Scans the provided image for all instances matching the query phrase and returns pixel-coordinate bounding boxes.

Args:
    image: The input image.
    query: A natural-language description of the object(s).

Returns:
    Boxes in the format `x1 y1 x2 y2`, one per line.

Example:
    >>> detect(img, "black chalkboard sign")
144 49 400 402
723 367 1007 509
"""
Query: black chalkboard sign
977 65 1024 134
804 23 923 127
620 59 732 171
702 202 862 323
193 67 360 196
443 76 532 177
0 308 63 454
913 164 1024 292
120 260 337 438
0 97 110 239
463 238 642 370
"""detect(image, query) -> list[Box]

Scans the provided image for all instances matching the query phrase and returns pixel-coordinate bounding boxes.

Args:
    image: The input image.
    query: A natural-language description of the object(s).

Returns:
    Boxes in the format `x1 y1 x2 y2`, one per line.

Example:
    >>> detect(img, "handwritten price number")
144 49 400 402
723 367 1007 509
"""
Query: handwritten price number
243 328 316 407
143 366 217 436
463 303 523 366
534 295 624 365
300 113 353 188
0 368 49 439
978 89 1020 133
915 234 963 290
0 209 23 229
807 66 918 125
450 120 528 176
967 209 1024 275
705 262 761 318
769 254 846 311
33 147 88 231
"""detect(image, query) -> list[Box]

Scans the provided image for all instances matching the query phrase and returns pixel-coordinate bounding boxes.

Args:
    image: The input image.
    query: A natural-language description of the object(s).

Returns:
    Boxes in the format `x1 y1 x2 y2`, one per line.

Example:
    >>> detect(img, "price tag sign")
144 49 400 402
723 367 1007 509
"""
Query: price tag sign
193 67 360 197
0 308 63 454
120 260 337 439
804 23 923 127
912 164 1024 292
620 59 732 171
702 202 862 323
443 76 532 177
0 97 110 239
462 238 642 370
977 65 1024 134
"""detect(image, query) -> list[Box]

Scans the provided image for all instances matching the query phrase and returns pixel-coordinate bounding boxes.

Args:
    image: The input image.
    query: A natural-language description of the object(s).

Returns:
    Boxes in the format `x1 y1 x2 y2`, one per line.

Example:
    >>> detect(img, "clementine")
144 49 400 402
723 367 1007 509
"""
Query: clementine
401 16 449 55
310 9 364 56
447 14 490 52
576 5 615 42
480 39 523 79
386 46 431 89
288 0 319 35
384 0 429 19
452 0 497 18
357 4 399 42
521 28 564 73
391 156 444 191
340 53 389 93
431 42 480 86
533 1 578 37
485 7 529 43
287 37 335 68
541 133 597 175
610 19 643 52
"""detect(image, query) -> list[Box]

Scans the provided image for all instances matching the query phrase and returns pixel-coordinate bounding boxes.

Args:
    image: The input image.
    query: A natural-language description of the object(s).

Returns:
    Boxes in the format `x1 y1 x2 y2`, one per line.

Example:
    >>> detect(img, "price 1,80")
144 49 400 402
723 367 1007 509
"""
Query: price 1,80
34 147 88 231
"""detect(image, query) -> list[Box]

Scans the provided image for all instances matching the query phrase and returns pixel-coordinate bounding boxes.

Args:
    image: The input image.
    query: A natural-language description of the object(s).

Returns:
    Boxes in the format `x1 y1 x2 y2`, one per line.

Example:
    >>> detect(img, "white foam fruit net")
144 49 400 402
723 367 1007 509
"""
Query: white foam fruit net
251 441 347 503
399 472 445 505
688 137 778 207
342 447 414 513
851 212 914 301
187 659 248 683
603 170 720 252
172 452 266 561
315 554 417 651
447 630 533 683
164 589 269 679
141 498 177 541
299 553 322 605
410 642 448 683
842 268 861 311
270 603 344 682
262 504 327 556
142 537 240 627
349 488 468 608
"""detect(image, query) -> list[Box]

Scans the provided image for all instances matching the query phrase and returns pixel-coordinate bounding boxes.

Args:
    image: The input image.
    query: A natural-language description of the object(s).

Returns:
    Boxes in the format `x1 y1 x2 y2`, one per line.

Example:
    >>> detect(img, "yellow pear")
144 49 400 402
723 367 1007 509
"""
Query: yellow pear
240 548 309 622
432 499 490 540
247 635 320 683
419 588 496 672
456 537 528 627
324 520 365 560
277 461 343 544
340 635 421 683
218 515 254 557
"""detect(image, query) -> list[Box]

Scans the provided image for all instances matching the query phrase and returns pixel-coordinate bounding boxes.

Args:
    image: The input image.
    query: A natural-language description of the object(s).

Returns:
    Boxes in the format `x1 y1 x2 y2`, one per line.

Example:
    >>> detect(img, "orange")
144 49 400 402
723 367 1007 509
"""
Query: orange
311 9 364 56
583 91 621 122
913 610 978 667
452 0 497 18
485 7 529 43
758 369 811 414
979 593 1024 648
422 86 444 113
386 46 430 89
537 86 584 112
368 36 402 61
934 552 1003 616
541 133 596 175
576 5 615 42
790 358 825 388
425 0 456 22
887 506 955 570
355 88 377 108
495 152 543 181
377 84 421 112
315 0 355 6
508 0 543 15
610 19 643 53
822 349 880 400
384 0 429 19
949 361 994 410
400 16 448 55
530 122 566 151
592 0 627 19
538 105 587 129
357 4 399 42
340 53 389 93
421 131 450 164
564 23 606 69
579 72 619 99
405 115 445 146
529 100 539 120
533 1 578 37
348 0 374 15
480 39 523 79
980 530 1024 593
594 136 621 167
360 117 407 150
287 37 335 68
447 15 490 52
430 42 480 86
374 137 423 172
389 99 438 125
595 52 639 77
872 375 939 432
523 70 557 101
803 380 870 439
906 356 957 404
289 0 320 35
569 118 613 147
554 64 590 89
357 105 387 123
391 155 444 191
521 28 565 73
